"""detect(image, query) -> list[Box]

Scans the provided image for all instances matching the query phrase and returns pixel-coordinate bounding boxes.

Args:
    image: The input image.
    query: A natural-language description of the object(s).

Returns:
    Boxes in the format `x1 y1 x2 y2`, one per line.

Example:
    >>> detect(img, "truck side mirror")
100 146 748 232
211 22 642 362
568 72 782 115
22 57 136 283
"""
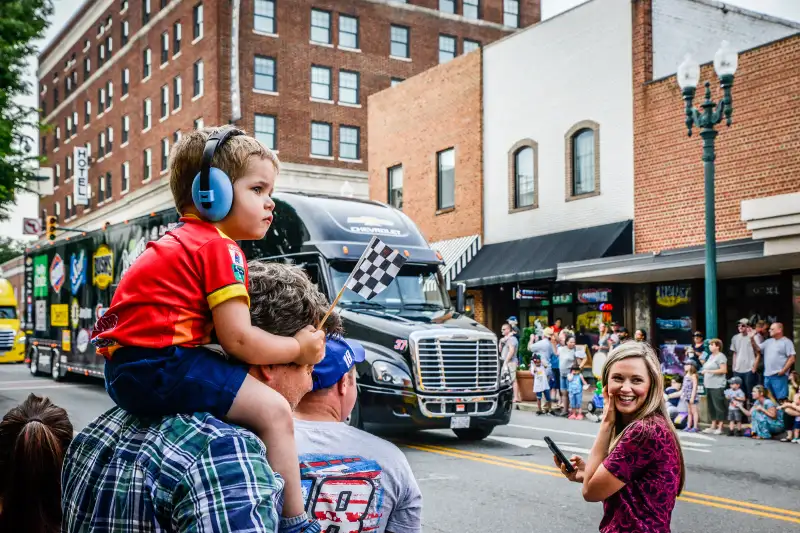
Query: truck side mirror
455 283 466 314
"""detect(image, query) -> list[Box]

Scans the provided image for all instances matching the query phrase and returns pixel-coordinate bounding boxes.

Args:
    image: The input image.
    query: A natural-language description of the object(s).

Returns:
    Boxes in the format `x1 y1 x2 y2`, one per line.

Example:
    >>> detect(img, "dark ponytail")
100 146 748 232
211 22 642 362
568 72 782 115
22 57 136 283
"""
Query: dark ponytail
0 394 73 533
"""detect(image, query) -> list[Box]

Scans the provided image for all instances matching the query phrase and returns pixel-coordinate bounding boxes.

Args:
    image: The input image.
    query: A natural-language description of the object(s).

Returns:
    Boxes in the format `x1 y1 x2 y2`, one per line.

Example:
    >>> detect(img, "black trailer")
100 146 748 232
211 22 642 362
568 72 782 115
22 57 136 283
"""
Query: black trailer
25 193 512 440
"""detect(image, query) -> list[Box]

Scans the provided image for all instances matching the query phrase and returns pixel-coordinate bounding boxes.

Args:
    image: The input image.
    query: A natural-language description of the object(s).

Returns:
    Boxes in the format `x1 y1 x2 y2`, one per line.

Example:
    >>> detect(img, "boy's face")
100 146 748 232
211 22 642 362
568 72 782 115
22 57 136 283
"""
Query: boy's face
221 157 277 240
731 383 740 390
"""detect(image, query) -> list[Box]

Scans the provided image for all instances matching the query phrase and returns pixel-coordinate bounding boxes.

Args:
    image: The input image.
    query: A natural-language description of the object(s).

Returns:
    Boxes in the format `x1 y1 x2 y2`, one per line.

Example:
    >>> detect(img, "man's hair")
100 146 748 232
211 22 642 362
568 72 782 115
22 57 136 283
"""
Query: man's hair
248 261 343 338
169 127 281 213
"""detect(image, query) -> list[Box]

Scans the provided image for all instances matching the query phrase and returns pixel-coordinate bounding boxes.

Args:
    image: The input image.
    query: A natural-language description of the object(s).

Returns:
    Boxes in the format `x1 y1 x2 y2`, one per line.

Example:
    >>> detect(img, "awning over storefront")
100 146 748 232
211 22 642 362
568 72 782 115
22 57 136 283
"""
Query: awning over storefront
556 238 800 283
453 221 632 288
428 235 481 291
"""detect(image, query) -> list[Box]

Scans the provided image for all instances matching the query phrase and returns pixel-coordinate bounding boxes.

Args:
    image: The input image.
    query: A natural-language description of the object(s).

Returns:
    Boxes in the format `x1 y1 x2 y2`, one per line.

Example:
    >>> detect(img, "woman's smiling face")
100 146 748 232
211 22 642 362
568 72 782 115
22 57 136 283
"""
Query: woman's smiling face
607 357 651 417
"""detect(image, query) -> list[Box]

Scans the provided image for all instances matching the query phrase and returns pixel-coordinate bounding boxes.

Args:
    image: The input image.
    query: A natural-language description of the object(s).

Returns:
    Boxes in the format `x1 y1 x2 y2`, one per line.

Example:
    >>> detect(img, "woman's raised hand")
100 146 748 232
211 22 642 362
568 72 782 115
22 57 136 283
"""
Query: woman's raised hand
602 386 616 426
554 454 586 483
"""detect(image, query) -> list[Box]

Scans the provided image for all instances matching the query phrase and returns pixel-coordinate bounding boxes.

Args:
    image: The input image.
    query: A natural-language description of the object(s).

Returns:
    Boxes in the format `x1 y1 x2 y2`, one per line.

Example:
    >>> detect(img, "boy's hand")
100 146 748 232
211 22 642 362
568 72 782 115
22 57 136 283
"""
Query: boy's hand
294 326 325 365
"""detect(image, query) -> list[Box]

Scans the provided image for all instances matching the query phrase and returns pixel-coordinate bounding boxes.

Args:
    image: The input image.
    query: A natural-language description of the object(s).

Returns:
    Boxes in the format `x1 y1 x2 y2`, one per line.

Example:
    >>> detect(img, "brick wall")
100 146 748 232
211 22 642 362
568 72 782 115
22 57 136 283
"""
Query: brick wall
633 0 800 253
367 50 483 243
468 288 486 325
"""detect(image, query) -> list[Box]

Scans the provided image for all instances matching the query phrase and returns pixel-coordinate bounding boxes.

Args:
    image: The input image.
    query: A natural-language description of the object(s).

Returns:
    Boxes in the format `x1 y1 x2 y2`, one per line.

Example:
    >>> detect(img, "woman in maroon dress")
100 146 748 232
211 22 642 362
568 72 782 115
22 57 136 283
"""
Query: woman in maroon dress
556 342 685 532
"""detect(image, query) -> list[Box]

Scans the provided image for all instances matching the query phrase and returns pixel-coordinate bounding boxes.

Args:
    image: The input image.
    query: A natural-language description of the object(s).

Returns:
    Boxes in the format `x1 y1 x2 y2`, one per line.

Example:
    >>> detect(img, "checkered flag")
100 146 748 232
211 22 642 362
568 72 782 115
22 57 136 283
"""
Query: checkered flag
346 236 407 300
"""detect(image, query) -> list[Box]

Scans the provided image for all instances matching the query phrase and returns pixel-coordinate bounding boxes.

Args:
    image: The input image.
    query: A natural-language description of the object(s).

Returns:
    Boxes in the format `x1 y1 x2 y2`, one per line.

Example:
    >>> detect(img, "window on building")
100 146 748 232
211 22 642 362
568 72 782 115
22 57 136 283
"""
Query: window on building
66 195 73 219
310 122 331 156
173 76 182 109
160 0 168 8
143 98 152 129
339 125 359 161
310 9 331 44
98 131 106 158
106 80 113 106
439 35 456 64
194 117 204 129
255 0 275 34
391 77 404 87
98 173 106 203
143 0 151 24
106 35 113 57
53 85 59 107
193 3 203 40
86 141 92 159
55 126 60 148
41 99 46 117
65 76 71 97
122 68 129 95
503 0 519 27
390 25 409 58
72 111 79 135
161 31 169 64
464 0 480 19
106 171 113 199
173 22 182 54
254 56 276 92
160 85 169 118
84 57 91 80
437 147 455 209
439 0 455 13
193 60 204 96
71 70 78 91
121 19 129 46
338 70 359 104
310 65 331 100
173 130 181 143
98 87 106 112
41 136 46 156
98 43 106 67
122 115 130 143
55 164 60 186
464 39 480 54
66 155 72 176
121 161 130 192
66 116 72 138
121 0 128 11
106 126 113 152
513 145 535 208
255 114 276 150
571 127 597 196
54 201 61 221
161 137 169 171
388 165 403 209
143 48 152 78
144 148 152 180
339 15 358 49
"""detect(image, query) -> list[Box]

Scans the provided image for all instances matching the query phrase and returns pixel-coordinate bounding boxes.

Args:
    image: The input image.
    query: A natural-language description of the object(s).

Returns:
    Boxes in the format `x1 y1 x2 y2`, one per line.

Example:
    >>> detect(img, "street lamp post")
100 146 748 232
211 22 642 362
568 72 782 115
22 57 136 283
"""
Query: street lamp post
676 41 738 340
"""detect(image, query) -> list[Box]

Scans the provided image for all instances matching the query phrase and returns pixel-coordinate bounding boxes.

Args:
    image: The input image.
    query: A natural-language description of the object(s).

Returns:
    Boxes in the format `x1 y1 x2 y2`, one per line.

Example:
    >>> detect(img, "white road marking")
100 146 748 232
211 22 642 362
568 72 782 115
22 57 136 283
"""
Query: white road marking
0 379 55 386
489 435 591 454
509 423 717 442
0 383 76 392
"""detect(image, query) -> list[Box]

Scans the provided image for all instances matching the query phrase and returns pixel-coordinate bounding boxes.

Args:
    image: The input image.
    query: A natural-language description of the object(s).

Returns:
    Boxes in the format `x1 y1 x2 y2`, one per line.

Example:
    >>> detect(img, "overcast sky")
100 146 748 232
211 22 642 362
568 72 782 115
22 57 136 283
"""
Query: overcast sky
2 0 799 240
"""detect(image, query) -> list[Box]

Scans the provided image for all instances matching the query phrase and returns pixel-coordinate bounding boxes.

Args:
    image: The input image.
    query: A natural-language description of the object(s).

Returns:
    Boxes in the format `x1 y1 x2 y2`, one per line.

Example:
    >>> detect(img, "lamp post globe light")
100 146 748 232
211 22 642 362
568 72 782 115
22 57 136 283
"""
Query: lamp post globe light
677 41 738 339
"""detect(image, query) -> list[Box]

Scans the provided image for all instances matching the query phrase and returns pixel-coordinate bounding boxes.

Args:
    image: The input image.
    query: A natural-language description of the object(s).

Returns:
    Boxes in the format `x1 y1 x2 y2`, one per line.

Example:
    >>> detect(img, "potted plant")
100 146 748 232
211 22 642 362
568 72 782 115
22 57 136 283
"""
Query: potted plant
516 327 535 401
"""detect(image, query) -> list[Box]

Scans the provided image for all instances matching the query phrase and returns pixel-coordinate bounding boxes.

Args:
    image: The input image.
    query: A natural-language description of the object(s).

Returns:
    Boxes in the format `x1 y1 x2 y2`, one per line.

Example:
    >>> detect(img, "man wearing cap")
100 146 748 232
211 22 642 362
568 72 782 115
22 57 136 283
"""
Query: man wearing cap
294 337 423 533
730 318 759 402
750 322 796 403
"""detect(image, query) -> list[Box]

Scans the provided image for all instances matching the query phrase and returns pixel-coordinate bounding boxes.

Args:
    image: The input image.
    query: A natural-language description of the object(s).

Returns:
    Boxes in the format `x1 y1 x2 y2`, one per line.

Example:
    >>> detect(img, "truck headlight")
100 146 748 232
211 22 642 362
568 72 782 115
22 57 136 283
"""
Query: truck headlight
17 335 26 344
372 360 413 388
500 362 512 386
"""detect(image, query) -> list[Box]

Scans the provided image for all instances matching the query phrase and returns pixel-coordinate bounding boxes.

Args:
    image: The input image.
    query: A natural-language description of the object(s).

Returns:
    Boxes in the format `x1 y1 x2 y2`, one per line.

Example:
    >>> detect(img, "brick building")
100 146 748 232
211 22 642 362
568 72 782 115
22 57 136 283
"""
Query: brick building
36 0 539 234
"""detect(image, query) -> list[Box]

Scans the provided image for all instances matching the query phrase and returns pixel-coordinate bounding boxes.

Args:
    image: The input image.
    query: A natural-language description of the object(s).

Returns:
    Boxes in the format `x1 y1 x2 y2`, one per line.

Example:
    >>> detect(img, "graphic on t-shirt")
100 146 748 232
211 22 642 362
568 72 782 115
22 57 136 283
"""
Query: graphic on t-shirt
300 454 385 533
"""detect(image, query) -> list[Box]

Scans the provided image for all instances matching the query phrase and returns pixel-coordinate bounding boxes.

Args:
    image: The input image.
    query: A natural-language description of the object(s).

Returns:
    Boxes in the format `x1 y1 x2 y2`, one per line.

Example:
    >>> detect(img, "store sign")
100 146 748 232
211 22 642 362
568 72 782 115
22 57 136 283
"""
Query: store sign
598 303 614 311
656 285 691 307
552 293 573 305
514 288 549 302
578 288 611 304
34 255 48 297
74 146 89 206
746 282 780 297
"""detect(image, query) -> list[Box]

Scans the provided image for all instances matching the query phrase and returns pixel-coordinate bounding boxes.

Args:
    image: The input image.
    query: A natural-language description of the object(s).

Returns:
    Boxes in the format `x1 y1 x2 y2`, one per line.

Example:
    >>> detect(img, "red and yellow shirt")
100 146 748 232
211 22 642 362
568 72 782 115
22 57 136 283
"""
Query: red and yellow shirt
92 215 250 358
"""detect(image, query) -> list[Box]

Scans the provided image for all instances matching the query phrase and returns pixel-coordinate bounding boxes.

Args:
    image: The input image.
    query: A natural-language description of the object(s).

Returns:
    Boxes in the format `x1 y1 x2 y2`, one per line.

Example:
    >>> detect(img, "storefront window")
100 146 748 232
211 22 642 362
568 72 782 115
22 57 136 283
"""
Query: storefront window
793 275 800 368
653 282 693 375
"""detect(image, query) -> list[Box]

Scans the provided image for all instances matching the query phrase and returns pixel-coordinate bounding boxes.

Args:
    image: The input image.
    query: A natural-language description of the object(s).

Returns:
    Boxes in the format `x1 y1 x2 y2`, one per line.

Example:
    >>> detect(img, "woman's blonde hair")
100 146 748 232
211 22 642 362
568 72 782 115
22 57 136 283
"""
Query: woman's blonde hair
601 342 685 494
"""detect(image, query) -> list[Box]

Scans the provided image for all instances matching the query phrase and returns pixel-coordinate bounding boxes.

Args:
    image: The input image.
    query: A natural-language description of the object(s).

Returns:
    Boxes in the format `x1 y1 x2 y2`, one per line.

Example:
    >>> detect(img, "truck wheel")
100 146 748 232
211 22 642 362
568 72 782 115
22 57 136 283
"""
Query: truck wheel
453 426 495 441
51 351 65 382
29 348 42 377
346 399 363 429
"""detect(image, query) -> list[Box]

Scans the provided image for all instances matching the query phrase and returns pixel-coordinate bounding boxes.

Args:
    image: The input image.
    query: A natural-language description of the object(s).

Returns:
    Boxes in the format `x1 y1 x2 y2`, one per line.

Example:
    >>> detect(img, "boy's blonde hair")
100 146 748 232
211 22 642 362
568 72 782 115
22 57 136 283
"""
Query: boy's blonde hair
169 127 281 214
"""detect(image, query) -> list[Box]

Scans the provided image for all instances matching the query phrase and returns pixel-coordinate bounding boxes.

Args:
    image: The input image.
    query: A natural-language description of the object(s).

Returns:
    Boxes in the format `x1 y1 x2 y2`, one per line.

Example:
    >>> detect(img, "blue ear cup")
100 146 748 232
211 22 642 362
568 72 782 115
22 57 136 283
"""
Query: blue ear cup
191 167 233 222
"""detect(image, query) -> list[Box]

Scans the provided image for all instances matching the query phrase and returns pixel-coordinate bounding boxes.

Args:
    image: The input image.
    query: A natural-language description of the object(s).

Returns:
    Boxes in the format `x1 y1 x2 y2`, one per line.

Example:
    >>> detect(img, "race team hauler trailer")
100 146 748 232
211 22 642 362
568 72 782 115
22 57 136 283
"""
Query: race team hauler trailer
25 193 512 440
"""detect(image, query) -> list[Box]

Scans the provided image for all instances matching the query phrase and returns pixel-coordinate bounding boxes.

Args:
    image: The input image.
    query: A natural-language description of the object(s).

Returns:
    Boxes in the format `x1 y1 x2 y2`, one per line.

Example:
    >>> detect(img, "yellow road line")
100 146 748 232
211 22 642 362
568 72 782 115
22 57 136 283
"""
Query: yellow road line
403 443 800 524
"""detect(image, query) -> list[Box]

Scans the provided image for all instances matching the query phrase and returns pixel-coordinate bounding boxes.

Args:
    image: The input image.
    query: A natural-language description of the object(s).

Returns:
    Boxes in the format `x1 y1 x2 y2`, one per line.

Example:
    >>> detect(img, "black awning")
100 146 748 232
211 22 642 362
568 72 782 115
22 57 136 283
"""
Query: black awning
454 221 632 288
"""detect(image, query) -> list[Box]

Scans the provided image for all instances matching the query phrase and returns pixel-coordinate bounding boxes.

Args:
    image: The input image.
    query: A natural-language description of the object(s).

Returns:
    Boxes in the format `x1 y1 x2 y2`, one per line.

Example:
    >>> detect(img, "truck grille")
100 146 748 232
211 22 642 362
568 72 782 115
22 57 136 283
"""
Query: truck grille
0 329 14 350
413 336 499 392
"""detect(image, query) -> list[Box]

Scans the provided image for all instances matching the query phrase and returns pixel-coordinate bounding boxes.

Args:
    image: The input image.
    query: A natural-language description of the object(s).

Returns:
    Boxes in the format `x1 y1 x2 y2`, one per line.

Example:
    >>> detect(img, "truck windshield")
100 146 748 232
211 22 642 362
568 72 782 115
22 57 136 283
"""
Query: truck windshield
330 262 450 315
0 306 16 319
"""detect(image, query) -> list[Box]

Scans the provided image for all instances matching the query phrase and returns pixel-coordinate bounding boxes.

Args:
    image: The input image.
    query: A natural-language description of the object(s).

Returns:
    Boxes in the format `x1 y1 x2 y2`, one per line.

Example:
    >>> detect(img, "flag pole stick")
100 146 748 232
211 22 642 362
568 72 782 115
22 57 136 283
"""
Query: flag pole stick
317 284 348 330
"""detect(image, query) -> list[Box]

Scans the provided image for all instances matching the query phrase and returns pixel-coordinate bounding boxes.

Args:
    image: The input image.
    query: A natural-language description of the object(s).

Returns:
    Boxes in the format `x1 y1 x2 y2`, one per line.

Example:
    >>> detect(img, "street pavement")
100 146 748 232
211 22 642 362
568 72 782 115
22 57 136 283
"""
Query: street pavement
2 362 799 532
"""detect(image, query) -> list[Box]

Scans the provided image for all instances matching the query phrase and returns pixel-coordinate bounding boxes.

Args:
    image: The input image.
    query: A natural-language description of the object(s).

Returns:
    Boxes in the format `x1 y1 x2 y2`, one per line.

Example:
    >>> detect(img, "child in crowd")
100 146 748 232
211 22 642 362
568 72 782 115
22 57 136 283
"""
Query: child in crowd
780 381 800 443
665 376 682 421
566 364 589 420
725 376 746 436
530 355 551 415
91 127 325 529
681 360 700 432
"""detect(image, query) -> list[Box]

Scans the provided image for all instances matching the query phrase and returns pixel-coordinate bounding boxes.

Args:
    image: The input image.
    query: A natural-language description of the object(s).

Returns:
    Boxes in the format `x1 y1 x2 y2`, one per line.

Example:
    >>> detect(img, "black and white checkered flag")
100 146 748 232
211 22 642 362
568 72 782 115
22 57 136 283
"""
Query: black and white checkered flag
346 236 407 300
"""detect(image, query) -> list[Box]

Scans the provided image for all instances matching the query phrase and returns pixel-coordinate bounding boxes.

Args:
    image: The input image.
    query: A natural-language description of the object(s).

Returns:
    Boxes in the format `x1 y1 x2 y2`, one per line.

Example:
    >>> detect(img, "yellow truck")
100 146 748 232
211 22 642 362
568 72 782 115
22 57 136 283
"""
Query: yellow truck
0 278 25 363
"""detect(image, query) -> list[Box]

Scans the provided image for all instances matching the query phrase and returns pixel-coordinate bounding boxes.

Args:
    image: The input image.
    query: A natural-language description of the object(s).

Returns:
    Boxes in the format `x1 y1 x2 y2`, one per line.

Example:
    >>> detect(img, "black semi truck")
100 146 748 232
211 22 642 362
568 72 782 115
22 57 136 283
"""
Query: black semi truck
24 192 512 440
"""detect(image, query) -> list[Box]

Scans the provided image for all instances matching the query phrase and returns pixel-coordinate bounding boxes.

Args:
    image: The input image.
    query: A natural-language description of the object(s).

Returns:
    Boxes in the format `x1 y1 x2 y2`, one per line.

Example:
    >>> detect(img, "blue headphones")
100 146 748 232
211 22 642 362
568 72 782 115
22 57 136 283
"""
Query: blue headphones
191 127 244 221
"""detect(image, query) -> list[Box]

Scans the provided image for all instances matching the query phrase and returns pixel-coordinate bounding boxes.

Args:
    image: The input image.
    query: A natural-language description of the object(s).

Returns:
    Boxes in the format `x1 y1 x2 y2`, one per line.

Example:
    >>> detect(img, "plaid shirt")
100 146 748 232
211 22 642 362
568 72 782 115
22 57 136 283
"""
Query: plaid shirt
62 407 318 533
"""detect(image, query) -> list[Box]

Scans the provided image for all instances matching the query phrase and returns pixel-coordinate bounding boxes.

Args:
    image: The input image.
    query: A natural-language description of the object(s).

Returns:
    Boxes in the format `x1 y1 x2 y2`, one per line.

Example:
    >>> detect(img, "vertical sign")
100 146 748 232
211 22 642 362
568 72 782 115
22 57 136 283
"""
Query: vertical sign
230 0 242 122
74 146 89 206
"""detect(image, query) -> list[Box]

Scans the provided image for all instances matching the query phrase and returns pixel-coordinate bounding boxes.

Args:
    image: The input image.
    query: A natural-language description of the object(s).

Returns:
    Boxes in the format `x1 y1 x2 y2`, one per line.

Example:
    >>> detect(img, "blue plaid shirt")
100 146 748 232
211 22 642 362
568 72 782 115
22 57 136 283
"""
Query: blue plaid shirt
62 407 319 533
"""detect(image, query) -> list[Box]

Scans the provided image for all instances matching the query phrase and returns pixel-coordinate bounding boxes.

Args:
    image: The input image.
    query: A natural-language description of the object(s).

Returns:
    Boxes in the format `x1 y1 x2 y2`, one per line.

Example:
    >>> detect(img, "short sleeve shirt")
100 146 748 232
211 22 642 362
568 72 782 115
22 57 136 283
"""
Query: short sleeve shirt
758 337 796 376
92 215 250 357
730 333 756 373
601 416 682 533
500 335 519 364
294 420 423 533
701 353 728 389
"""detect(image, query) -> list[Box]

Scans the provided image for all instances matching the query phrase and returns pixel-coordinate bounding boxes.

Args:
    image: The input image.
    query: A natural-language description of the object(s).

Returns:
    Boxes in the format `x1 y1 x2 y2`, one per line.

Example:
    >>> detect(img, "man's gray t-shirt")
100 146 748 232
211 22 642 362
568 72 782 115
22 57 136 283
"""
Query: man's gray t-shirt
500 335 519 364
730 333 756 374
757 337 796 376
295 419 423 533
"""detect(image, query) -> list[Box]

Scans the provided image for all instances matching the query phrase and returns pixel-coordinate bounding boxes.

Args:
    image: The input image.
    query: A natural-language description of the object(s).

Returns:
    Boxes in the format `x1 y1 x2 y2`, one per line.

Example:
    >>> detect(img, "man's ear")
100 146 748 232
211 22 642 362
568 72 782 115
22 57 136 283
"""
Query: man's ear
251 365 274 384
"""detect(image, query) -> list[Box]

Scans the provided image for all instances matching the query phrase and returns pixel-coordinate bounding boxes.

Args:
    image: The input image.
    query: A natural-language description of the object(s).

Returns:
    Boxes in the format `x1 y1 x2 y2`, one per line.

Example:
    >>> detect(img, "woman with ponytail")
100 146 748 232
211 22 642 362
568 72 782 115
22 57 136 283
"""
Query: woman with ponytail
555 342 685 532
0 393 73 533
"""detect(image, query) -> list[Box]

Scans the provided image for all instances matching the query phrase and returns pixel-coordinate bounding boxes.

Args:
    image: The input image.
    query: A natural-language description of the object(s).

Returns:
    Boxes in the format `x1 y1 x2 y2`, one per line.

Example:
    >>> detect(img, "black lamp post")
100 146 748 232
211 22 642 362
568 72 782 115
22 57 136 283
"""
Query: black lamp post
676 41 738 340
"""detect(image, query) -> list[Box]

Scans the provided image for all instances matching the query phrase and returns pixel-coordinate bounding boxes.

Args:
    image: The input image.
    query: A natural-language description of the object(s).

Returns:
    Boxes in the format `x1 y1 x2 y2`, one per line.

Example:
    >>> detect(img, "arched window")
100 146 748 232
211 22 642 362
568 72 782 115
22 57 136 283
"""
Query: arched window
507 139 538 212
565 120 600 200
514 147 535 208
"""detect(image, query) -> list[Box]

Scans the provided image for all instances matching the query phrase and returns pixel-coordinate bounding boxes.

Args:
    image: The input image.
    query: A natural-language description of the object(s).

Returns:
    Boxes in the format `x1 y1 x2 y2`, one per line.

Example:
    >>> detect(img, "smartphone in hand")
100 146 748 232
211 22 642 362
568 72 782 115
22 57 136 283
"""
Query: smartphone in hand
545 436 575 473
